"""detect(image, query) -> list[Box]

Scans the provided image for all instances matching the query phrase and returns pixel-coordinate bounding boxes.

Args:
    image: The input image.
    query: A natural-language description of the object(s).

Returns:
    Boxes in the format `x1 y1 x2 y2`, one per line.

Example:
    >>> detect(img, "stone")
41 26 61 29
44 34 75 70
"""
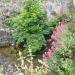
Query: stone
0 0 22 47
43 0 69 20
73 0 75 8
13 71 24 75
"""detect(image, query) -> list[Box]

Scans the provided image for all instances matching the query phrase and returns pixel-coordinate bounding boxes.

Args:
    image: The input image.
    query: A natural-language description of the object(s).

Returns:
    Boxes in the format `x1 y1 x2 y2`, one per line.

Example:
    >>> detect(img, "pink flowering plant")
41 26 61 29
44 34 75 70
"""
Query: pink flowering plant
43 17 65 62
42 6 74 74
42 18 75 75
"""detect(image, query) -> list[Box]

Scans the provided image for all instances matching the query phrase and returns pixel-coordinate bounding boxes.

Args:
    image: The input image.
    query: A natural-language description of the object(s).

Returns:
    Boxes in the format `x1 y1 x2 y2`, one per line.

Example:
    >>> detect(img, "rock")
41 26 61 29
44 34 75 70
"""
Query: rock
13 71 24 75
13 72 24 75
0 53 15 65
43 0 69 20
0 29 15 47
0 0 22 47
0 0 22 15
73 0 75 8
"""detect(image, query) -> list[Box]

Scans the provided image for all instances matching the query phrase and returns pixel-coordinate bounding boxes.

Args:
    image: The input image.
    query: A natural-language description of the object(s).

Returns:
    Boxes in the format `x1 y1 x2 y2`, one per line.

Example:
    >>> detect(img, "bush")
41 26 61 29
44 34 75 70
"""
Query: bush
7 0 61 53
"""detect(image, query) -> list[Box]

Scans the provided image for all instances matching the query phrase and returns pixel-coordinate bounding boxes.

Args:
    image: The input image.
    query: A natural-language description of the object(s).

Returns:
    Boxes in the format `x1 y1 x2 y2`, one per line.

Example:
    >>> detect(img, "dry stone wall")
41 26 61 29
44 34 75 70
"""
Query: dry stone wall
0 0 22 47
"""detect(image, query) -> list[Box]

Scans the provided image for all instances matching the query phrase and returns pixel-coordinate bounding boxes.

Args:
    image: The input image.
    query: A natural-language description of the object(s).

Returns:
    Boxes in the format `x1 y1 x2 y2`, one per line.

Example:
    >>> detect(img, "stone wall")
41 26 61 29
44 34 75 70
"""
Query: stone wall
43 0 69 20
0 0 22 47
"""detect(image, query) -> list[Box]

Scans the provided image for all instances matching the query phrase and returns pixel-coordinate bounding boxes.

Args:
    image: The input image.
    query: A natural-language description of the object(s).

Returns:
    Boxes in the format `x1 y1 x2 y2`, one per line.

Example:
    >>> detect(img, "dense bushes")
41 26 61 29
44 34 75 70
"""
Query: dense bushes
7 0 61 53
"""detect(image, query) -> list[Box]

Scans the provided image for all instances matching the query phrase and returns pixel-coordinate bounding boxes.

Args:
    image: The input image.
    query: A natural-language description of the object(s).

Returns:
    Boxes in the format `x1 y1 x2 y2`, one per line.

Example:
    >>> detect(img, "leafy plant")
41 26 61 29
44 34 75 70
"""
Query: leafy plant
47 23 75 75
6 0 61 53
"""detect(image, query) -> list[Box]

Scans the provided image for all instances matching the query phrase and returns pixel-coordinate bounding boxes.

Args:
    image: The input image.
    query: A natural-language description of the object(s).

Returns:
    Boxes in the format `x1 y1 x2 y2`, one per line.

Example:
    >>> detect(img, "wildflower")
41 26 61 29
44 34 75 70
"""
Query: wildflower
60 24 64 30
47 49 53 57
43 54 48 63
55 25 62 32
51 41 63 49
51 32 60 40
51 19 65 40
43 16 65 63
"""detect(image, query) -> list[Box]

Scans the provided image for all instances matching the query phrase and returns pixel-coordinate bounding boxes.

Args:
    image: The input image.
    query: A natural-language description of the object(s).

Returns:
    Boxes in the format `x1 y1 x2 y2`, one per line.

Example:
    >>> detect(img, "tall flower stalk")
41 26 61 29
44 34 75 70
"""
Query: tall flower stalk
43 17 65 63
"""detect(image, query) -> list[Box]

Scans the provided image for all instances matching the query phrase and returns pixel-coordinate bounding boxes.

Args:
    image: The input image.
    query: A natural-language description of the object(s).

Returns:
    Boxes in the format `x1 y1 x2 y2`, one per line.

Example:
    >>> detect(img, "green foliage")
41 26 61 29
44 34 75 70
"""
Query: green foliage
7 0 60 53
64 8 72 18
48 23 75 75
60 23 75 49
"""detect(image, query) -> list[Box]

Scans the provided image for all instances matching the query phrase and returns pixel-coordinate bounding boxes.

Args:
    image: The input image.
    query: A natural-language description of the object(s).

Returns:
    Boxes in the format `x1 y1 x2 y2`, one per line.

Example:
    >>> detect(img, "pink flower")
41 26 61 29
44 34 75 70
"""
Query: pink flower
43 54 48 63
51 41 58 48
42 17 65 63
51 34 56 39
51 41 63 49
51 32 60 39
47 49 53 57
60 24 64 29
57 26 62 32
